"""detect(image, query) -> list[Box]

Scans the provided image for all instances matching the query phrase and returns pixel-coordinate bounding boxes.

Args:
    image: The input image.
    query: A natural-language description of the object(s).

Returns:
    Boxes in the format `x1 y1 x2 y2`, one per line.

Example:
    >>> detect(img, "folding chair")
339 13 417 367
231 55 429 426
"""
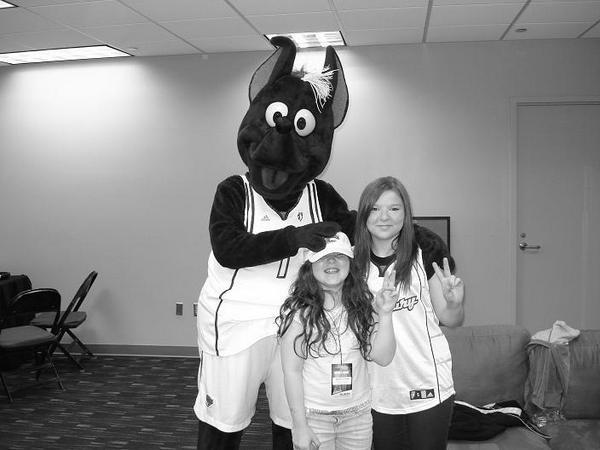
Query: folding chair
0 288 64 403
31 271 98 370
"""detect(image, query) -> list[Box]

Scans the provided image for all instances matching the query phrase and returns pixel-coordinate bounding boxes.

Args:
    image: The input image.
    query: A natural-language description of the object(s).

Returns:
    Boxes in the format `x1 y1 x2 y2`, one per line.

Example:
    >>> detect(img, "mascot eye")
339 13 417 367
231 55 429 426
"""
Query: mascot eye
294 109 316 137
265 102 289 127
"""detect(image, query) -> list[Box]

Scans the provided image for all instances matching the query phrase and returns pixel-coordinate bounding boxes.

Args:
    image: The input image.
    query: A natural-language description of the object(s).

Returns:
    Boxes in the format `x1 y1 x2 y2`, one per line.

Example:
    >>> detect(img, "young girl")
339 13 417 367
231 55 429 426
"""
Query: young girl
354 176 465 450
278 231 397 450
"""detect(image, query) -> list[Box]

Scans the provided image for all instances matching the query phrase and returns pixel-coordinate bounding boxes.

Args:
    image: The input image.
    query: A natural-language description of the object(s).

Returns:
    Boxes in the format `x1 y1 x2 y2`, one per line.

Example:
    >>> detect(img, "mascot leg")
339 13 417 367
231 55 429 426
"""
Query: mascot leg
271 422 293 450
196 420 243 450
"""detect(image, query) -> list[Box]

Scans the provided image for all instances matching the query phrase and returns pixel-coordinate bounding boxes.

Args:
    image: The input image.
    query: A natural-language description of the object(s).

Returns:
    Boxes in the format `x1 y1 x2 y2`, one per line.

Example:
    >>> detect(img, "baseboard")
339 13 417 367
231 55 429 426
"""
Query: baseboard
78 344 199 358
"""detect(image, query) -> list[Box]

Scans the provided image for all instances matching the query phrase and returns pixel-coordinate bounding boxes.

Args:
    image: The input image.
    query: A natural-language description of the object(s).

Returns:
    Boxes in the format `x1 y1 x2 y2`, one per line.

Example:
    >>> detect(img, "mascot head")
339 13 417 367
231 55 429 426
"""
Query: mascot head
237 36 349 203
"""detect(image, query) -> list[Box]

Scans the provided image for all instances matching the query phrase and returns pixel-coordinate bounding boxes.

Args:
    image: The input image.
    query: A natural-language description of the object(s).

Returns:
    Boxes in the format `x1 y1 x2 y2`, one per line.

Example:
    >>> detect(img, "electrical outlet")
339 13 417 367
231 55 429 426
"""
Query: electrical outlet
193 303 198 317
176 302 183 316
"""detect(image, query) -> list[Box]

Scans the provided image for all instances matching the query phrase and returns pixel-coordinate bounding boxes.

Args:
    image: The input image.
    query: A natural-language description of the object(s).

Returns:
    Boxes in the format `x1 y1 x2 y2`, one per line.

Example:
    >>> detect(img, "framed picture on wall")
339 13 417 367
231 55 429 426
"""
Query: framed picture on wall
413 216 451 252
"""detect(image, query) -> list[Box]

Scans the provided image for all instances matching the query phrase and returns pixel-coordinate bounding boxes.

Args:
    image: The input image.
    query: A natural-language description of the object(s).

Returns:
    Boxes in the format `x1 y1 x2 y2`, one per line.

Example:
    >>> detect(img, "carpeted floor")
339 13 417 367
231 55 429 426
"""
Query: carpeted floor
0 355 271 450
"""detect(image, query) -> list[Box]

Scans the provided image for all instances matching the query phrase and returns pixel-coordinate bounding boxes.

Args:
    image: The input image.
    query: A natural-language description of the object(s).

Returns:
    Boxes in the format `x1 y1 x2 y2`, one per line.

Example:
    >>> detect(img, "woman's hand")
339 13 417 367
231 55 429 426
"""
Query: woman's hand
432 257 464 308
374 269 398 315
292 424 320 450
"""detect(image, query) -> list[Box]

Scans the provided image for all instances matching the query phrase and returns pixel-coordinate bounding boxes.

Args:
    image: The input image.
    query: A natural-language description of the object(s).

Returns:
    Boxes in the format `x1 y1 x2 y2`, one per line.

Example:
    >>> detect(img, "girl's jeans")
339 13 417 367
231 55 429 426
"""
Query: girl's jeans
306 401 372 450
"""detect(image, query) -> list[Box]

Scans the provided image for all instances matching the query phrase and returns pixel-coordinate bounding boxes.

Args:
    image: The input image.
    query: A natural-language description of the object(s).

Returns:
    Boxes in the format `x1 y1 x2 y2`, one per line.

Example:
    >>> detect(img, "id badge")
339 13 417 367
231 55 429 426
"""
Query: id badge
331 363 352 397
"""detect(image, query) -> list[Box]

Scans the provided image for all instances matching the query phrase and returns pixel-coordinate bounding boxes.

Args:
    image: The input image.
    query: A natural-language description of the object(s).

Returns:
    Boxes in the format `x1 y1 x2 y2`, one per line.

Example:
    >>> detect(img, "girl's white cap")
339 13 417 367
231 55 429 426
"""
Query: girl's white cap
305 231 353 263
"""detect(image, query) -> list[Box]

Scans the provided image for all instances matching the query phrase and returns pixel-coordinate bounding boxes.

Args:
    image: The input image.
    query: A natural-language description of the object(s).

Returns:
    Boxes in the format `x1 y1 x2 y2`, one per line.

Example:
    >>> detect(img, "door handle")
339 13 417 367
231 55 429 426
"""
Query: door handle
519 242 541 251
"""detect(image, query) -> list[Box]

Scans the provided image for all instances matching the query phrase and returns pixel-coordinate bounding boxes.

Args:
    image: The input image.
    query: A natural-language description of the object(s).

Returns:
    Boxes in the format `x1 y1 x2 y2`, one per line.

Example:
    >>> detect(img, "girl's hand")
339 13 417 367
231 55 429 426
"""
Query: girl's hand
374 269 398 315
292 424 320 450
432 257 464 308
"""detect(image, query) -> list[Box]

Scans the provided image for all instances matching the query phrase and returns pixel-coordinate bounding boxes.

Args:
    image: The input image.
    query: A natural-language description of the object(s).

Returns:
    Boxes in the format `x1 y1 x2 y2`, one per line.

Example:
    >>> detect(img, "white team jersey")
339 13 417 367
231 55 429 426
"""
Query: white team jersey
367 249 455 414
197 175 323 356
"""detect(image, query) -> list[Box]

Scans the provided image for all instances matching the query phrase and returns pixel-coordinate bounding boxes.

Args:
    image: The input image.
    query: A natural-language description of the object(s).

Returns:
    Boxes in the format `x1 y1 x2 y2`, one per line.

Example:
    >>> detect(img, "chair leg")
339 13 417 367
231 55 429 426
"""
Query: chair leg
66 330 94 358
0 372 13 403
47 355 64 391
57 343 84 370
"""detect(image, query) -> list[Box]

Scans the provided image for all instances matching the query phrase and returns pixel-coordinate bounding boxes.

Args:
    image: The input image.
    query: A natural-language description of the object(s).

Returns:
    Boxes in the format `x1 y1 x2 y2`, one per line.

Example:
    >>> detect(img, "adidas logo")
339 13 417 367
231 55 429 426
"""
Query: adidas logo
410 389 435 400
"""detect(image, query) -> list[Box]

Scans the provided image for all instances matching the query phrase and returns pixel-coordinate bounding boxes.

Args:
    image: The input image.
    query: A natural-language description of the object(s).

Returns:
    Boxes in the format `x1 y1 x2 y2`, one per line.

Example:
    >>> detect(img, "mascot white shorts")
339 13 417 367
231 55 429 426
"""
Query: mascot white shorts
193 335 292 432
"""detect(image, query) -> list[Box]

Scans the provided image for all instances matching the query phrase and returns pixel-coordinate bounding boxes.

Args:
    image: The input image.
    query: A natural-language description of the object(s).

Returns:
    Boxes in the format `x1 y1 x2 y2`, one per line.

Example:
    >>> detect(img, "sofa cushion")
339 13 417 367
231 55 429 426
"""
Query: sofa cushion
543 419 600 450
447 427 550 450
564 330 600 419
443 325 530 406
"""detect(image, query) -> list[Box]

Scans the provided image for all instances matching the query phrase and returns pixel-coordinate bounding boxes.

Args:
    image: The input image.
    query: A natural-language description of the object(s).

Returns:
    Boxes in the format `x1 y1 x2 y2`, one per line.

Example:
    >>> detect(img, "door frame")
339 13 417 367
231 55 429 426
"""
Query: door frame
508 96 600 324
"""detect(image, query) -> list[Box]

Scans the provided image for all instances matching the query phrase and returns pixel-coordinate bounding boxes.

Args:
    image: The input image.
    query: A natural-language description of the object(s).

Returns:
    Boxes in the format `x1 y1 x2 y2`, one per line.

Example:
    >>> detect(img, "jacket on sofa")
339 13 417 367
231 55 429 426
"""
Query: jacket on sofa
449 400 551 441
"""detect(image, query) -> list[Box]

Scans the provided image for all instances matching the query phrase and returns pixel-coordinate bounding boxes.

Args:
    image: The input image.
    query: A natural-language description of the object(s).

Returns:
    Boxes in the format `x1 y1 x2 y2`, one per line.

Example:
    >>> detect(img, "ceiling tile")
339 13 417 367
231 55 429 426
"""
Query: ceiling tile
434 0 527 4
0 34 30 53
248 12 339 34
12 28 100 49
126 39 200 57
582 22 600 37
81 23 180 48
505 21 594 38
189 35 273 53
0 7 62 33
429 3 524 26
31 0 148 28
427 24 507 41
519 1 600 23
338 8 427 29
160 17 256 40
120 0 236 22
343 27 422 45
11 0 101 6
229 0 331 15
333 0 426 9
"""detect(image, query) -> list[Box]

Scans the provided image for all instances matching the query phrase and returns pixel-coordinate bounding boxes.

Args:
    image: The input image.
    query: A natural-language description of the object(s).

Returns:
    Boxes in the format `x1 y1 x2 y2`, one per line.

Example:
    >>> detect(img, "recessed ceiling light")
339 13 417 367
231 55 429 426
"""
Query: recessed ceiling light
0 1 16 8
266 31 346 49
0 45 131 65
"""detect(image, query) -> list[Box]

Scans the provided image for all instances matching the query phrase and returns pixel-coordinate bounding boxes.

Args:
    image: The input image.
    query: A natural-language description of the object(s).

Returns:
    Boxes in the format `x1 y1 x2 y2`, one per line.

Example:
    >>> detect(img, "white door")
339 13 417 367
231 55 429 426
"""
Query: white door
517 103 600 333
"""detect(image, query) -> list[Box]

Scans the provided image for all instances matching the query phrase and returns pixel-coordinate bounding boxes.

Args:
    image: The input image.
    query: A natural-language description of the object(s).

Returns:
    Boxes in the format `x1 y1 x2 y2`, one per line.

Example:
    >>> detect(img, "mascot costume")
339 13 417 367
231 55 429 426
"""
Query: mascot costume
194 36 454 449
194 36 354 449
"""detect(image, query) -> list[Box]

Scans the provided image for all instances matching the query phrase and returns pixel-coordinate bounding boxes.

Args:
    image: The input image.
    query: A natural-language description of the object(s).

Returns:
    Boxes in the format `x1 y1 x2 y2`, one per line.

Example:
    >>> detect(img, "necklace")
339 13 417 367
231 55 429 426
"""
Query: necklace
324 306 345 364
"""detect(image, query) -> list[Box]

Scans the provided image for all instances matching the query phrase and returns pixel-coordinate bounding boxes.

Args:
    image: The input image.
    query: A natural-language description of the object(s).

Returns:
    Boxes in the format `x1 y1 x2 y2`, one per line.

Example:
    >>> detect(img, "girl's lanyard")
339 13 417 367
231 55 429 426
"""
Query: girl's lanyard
325 308 352 398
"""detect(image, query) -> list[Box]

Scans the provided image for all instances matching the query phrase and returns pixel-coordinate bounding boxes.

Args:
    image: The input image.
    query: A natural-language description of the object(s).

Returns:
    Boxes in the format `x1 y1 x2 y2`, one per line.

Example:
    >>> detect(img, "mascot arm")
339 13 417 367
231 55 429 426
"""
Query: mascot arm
209 176 300 269
415 224 456 279
315 179 357 242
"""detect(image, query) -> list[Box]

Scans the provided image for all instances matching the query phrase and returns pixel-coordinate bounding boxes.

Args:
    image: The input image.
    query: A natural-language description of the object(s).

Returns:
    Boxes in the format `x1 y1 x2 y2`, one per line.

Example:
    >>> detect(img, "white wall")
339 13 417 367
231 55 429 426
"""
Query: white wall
1 38 599 350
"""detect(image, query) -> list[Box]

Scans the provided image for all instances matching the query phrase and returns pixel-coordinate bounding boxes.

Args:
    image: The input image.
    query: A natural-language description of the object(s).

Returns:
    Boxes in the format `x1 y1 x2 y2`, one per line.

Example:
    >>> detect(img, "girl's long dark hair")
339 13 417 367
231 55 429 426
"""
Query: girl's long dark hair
277 260 375 360
354 176 418 288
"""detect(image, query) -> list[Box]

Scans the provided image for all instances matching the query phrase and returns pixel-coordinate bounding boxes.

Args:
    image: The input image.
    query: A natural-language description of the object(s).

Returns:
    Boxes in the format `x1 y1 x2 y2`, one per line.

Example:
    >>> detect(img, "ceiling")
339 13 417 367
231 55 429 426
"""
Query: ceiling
1 0 599 65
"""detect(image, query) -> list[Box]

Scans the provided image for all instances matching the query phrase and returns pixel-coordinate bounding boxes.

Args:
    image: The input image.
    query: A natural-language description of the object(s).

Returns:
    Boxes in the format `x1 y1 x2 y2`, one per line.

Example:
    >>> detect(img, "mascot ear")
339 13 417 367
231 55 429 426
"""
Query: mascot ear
323 46 349 129
249 36 296 102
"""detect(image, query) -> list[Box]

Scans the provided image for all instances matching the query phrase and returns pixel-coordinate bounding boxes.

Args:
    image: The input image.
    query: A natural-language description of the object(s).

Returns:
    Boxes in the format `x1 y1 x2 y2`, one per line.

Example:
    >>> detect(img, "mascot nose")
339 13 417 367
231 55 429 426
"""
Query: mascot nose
274 115 293 134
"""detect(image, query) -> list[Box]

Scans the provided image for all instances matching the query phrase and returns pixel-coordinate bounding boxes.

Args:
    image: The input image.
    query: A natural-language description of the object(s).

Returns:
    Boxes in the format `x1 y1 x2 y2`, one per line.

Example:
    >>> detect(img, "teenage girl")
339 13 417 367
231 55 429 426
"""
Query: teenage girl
278 231 397 450
354 176 465 450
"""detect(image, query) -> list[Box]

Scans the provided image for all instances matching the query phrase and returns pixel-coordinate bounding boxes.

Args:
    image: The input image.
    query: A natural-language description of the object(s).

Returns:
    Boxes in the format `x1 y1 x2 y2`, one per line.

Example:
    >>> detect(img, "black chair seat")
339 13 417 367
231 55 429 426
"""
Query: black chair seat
0 288 64 402
0 326 57 350
32 311 86 329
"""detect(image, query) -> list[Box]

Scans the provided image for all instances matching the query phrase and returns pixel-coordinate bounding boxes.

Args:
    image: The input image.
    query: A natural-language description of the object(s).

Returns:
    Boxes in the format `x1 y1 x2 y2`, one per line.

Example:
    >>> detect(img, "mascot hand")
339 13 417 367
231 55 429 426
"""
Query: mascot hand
293 222 341 252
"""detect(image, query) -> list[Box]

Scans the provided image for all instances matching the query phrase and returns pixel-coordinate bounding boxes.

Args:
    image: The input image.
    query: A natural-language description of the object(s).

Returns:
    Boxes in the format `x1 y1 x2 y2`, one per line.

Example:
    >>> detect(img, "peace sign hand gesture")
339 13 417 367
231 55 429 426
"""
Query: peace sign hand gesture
432 257 464 307
374 269 398 315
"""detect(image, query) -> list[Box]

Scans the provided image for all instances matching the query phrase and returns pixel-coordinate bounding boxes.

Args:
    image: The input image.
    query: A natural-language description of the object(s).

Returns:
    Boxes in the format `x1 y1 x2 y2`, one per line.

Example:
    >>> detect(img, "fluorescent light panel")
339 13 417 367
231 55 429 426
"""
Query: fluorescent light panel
266 31 345 49
0 0 16 8
0 45 131 64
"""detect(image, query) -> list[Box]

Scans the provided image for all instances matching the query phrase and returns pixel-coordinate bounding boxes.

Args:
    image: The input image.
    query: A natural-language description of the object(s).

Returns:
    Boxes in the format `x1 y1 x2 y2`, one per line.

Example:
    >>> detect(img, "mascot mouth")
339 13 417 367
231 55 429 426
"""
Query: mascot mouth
261 167 289 190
